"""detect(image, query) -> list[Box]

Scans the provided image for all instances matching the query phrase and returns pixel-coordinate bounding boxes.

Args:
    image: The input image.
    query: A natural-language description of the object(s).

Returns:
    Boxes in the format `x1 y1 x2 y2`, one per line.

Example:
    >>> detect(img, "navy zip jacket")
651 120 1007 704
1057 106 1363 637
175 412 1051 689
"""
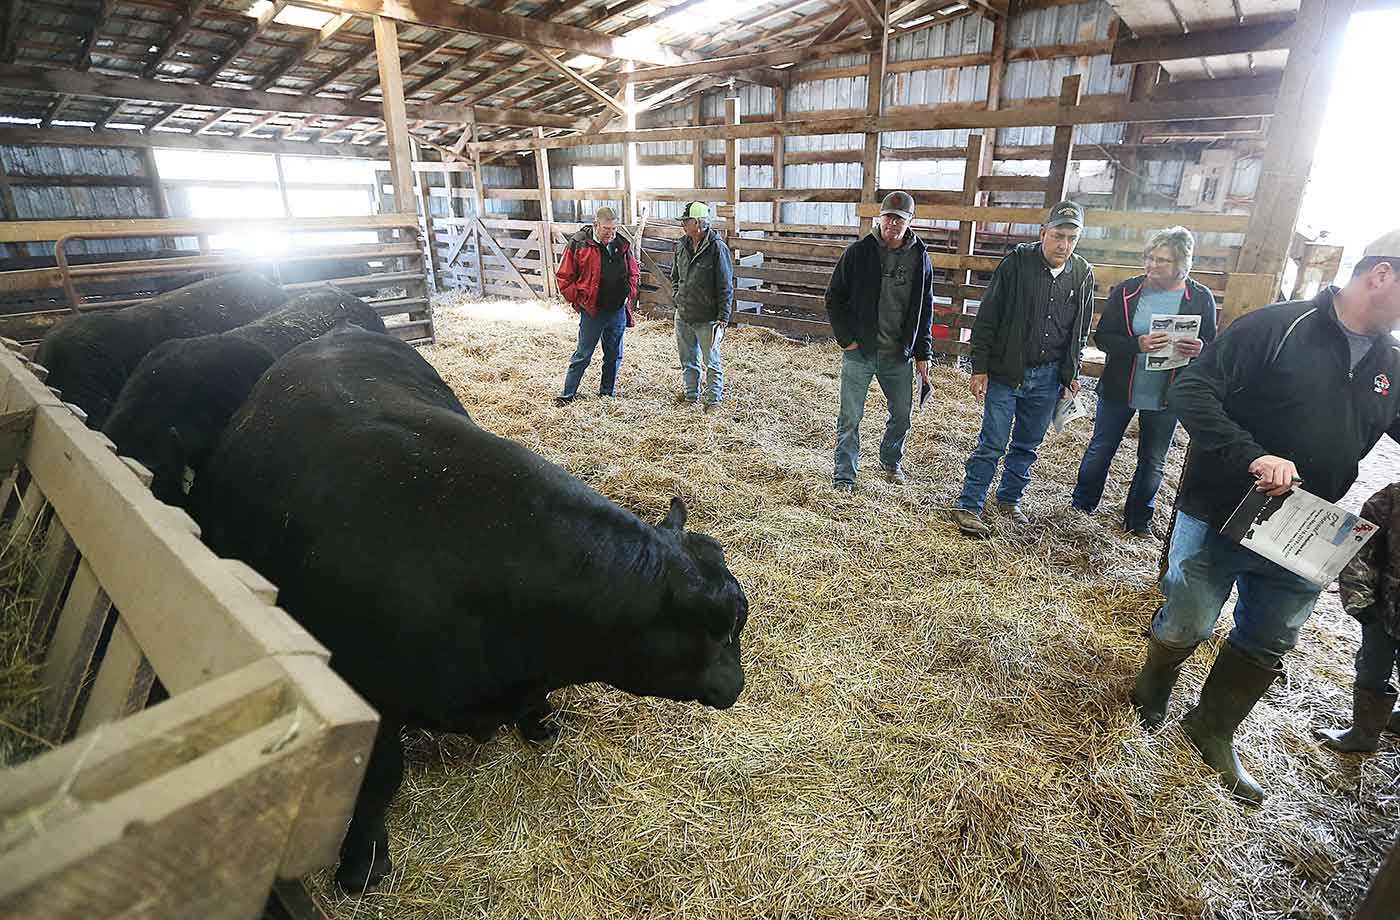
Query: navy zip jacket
825 231 935 361
1168 286 1400 530
1094 273 1218 405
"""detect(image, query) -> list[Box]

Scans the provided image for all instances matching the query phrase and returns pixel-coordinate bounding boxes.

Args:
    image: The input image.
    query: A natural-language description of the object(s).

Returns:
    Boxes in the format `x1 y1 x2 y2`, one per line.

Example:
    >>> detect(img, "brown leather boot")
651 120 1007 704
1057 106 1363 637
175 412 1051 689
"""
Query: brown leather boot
1130 636 1196 731
1317 684 1399 754
1181 642 1280 805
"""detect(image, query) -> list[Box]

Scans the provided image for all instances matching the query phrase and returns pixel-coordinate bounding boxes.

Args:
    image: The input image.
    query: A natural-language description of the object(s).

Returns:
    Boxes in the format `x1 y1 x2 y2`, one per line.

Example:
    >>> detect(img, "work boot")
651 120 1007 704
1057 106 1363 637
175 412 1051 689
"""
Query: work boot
879 463 907 484
950 508 990 537
1181 642 1281 805
1130 635 1197 731
1391 709 1400 735
1317 684 1399 754
996 501 1029 526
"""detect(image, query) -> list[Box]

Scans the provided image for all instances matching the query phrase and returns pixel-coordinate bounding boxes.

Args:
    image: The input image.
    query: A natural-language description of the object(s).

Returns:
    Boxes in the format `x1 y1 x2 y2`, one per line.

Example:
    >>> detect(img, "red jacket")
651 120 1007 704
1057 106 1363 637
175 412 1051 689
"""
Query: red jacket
555 226 640 327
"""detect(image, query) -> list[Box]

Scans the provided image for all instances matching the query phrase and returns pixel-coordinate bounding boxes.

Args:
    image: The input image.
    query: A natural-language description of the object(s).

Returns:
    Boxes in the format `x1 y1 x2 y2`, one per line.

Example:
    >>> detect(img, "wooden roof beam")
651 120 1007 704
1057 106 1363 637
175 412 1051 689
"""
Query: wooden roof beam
206 0 289 85
527 43 626 115
844 0 885 34
2 1 25 65
0 124 387 157
808 8 859 46
353 28 463 100
141 0 210 78
1111 18 1297 65
295 0 693 66
627 36 878 83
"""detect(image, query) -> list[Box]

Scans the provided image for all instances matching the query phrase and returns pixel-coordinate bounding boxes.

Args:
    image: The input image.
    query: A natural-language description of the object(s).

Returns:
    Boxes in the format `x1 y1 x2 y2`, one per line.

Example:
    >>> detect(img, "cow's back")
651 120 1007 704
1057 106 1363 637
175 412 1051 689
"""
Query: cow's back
36 271 287 428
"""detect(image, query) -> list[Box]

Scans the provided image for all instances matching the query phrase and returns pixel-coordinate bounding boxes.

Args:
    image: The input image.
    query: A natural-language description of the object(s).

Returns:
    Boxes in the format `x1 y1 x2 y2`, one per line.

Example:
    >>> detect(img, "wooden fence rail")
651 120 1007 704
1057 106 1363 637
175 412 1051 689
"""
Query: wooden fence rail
0 342 377 919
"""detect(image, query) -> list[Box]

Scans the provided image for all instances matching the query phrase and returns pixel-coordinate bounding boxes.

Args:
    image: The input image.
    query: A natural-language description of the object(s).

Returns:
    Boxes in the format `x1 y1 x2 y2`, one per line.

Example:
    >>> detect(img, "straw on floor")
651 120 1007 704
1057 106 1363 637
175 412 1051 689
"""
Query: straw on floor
249 297 1398 917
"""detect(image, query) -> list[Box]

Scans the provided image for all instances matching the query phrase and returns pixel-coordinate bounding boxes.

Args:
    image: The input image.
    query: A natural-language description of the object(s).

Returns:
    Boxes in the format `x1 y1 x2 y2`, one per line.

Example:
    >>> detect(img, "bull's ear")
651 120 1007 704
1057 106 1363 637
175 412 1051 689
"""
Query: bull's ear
660 496 687 531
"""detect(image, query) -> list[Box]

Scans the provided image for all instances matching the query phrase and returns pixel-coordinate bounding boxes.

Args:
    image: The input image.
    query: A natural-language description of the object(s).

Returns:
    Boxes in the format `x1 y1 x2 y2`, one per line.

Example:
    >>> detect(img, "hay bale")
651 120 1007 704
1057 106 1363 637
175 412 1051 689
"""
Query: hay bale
306 296 1399 919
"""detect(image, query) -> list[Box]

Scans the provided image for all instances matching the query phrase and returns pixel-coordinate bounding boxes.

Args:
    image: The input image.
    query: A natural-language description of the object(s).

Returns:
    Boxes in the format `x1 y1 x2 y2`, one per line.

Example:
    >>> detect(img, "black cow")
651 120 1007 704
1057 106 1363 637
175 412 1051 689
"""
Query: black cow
190 327 748 892
102 286 387 506
36 271 288 429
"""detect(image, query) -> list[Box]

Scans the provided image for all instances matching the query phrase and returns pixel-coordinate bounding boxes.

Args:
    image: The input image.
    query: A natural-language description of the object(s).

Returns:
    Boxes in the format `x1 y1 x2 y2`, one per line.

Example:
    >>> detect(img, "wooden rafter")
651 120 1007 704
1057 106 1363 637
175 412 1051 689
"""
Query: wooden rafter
2 1 25 65
527 43 626 115
844 0 886 33
809 8 859 45
294 0 692 66
142 0 211 78
1111 18 1297 64
627 36 877 83
353 29 463 100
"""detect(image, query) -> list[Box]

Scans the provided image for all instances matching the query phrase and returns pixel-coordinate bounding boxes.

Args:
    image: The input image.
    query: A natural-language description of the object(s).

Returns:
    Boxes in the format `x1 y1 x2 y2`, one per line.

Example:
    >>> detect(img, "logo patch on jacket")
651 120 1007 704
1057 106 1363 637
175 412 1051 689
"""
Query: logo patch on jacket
1375 373 1391 395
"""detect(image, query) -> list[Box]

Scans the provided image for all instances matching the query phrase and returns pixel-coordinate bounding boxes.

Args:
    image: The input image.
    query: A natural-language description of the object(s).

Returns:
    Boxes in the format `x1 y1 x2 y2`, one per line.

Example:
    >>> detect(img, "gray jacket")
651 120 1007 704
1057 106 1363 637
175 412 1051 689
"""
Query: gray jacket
670 229 736 324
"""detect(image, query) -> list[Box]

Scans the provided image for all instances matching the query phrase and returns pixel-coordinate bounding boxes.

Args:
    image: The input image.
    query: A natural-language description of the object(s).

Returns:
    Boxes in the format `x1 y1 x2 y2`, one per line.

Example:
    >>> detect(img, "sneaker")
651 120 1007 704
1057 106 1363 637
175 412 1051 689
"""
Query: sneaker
996 501 1029 526
554 394 577 407
950 508 990 537
878 463 906 484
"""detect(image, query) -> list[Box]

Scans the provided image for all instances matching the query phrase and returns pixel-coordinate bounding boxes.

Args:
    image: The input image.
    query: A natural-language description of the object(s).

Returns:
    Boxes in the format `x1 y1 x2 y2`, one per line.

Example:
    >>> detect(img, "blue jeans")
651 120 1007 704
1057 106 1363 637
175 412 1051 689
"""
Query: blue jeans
1152 512 1323 666
676 319 724 404
1070 396 1178 531
957 363 1061 511
561 307 626 397
834 349 913 486
1355 619 1400 692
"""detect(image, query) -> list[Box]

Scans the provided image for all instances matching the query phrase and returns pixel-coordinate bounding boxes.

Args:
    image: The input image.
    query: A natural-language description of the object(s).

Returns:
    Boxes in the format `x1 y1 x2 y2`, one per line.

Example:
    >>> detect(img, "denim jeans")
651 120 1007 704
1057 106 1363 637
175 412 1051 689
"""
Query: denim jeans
676 318 724 404
834 349 913 486
1355 618 1400 692
1152 511 1323 666
1070 396 1178 531
957 362 1061 511
561 306 626 398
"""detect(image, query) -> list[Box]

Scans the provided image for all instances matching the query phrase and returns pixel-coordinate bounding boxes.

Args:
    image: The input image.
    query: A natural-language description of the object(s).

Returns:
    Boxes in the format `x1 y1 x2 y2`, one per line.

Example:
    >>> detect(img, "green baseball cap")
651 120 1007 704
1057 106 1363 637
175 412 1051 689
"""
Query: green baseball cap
681 201 711 220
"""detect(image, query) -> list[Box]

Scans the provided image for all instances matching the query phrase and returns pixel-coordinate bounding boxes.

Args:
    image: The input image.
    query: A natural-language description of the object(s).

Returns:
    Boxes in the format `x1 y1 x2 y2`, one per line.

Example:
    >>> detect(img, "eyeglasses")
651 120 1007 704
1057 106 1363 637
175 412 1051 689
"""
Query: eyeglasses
1146 256 1177 267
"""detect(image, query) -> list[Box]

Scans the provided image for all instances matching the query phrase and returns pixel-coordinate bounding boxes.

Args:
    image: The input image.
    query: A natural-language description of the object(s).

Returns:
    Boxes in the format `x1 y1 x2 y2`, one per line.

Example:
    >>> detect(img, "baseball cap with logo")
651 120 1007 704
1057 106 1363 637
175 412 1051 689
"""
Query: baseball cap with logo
681 201 711 221
1045 200 1085 230
880 190 915 222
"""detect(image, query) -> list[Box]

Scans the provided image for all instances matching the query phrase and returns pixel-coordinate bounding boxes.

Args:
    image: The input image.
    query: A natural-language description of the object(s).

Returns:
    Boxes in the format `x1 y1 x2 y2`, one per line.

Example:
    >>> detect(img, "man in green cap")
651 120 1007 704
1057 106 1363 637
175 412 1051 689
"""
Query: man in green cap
670 201 735 412
825 190 935 490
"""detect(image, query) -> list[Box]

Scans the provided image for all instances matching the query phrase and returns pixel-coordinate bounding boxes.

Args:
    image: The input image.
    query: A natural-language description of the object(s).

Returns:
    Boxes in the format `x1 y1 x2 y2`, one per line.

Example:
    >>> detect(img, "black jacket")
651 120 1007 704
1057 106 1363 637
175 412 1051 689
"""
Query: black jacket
825 232 935 361
1094 274 1218 405
970 242 1095 388
1168 287 1400 530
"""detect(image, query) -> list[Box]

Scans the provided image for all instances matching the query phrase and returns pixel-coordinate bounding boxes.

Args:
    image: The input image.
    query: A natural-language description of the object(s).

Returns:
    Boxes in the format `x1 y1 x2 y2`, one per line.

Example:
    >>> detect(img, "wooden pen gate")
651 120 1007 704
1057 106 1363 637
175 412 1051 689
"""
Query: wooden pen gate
0 340 378 918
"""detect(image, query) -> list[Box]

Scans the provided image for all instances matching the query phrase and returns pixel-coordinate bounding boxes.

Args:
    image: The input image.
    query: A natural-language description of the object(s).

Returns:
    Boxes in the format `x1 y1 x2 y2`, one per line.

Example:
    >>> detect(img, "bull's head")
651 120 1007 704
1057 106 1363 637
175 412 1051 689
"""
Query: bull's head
613 497 748 710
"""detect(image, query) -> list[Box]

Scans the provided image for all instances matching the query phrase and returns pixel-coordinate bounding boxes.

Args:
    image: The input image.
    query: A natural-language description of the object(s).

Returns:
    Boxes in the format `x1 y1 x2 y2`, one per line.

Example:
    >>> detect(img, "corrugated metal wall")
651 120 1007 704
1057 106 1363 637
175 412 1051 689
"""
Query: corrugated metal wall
1 145 161 256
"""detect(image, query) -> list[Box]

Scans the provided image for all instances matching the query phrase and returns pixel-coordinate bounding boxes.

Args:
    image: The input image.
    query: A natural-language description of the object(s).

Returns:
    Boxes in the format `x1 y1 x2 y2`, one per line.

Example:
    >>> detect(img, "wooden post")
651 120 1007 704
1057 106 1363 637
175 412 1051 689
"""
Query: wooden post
691 101 705 190
1235 0 1354 283
373 15 414 215
622 61 638 227
771 75 787 228
952 134 983 321
535 126 557 299
725 95 741 241
468 124 486 221
860 30 887 218
139 147 170 219
1045 73 1082 205
419 167 443 292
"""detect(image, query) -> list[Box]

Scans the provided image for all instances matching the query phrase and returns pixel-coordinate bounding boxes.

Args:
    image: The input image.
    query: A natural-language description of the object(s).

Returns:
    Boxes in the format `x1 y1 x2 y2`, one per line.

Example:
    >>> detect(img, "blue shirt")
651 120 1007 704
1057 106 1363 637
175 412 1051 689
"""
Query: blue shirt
1130 287 1185 411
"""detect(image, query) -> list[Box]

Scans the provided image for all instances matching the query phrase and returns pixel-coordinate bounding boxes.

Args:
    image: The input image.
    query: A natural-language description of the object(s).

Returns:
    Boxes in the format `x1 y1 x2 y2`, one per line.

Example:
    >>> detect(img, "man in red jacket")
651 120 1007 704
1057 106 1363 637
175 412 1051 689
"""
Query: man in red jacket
554 207 640 405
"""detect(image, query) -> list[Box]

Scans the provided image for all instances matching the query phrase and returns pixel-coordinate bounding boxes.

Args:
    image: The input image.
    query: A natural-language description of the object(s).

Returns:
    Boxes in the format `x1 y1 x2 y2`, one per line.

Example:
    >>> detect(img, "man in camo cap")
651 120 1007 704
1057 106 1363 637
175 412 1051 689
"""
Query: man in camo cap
671 201 735 413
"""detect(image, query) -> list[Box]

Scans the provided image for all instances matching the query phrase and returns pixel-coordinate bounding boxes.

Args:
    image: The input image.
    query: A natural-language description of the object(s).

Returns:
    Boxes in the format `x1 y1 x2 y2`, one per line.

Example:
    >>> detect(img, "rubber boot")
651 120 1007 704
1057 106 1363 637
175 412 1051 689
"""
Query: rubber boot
1317 684 1399 753
1130 636 1196 731
1181 641 1281 805
1390 709 1400 735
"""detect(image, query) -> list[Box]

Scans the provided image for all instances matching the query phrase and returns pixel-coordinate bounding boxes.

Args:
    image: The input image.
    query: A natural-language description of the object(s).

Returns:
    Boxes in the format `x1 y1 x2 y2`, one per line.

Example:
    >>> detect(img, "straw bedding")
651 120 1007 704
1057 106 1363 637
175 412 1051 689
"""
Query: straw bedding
0 512 52 769
299 295 1400 919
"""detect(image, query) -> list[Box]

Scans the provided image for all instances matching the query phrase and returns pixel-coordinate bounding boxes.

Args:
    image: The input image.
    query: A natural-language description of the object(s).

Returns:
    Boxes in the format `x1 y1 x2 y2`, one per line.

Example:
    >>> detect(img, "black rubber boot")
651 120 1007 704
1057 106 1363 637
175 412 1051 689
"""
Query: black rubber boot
1317 684 1399 754
1130 636 1196 731
1181 642 1281 805
1390 709 1400 735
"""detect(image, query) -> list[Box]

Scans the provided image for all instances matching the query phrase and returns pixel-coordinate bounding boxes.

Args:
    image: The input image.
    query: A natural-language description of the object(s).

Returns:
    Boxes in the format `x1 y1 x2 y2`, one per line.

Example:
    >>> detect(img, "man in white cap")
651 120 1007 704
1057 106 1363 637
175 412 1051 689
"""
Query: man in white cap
825 190 934 490
671 201 735 412
1130 229 1400 805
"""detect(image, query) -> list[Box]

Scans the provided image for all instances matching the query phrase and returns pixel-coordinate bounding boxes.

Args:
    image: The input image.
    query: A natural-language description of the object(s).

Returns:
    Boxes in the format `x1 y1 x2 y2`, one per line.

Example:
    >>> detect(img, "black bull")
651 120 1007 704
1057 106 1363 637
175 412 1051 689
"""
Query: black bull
35 271 288 430
101 286 386 506
189 326 749 891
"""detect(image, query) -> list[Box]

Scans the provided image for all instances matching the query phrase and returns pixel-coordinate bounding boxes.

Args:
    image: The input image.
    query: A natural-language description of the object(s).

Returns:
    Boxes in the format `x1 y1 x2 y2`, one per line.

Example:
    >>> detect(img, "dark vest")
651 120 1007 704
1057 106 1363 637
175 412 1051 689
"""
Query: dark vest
596 242 627 312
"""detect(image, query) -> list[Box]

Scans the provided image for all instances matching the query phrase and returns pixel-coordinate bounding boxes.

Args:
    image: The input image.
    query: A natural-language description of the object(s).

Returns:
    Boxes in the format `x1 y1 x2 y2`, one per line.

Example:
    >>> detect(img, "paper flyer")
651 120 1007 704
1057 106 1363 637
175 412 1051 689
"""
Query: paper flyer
1220 485 1378 587
1144 313 1203 372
